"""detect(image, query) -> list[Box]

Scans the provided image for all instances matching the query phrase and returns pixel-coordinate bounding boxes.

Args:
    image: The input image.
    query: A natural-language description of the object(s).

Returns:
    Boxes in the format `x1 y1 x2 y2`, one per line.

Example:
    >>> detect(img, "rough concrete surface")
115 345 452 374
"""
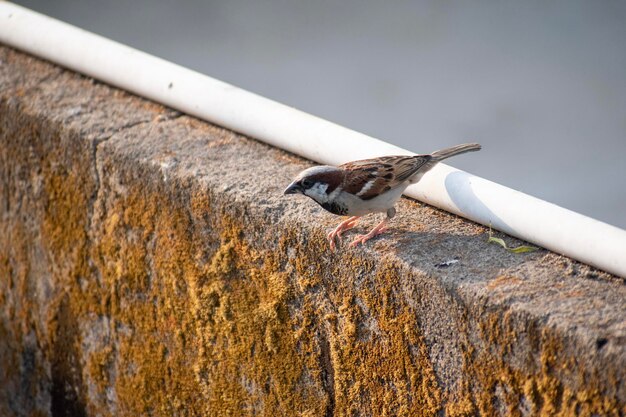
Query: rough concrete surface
0 45 624 417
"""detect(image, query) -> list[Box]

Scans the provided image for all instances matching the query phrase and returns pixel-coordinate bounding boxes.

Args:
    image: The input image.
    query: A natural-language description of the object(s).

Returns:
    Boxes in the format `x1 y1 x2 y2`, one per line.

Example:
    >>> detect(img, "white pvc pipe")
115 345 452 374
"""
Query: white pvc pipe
1 2 625 277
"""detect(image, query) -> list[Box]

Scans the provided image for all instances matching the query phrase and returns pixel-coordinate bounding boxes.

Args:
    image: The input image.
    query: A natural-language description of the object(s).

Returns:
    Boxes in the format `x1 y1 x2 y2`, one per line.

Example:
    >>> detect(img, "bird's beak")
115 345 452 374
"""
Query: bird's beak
283 181 302 195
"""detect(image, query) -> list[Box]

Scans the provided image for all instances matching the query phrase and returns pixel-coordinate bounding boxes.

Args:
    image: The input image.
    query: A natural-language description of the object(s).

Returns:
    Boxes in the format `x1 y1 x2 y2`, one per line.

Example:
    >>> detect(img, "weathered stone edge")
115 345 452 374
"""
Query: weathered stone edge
1 45 624 416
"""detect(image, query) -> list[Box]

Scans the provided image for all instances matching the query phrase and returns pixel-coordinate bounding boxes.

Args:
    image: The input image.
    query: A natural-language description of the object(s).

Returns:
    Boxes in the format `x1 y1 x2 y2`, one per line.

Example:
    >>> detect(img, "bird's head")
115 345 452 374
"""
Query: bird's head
283 165 343 204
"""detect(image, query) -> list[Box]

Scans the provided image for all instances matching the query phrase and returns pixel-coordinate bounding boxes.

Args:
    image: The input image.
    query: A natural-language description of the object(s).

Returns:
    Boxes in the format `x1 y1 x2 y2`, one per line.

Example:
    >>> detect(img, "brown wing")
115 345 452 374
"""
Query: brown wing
339 155 432 200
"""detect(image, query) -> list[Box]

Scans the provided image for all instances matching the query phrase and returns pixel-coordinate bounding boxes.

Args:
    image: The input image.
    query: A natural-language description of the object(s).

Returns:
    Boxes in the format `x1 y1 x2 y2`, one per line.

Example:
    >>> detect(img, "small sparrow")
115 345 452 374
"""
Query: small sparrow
284 143 481 250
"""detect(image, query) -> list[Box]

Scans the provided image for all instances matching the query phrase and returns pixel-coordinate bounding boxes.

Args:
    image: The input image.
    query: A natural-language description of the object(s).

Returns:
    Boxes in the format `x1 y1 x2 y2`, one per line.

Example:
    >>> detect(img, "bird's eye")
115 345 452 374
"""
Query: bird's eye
301 179 314 189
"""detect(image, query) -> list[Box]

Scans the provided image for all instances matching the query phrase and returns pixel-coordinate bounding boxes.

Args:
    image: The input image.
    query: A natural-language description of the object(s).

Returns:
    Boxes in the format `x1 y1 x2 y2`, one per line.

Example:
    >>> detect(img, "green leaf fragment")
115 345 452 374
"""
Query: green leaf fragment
487 227 539 253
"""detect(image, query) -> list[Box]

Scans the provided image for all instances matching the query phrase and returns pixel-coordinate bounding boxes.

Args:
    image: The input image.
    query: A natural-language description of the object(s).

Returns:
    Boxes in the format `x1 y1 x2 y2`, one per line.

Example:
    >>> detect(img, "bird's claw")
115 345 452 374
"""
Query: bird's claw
349 235 366 247
327 216 360 251
327 232 339 252
349 225 388 248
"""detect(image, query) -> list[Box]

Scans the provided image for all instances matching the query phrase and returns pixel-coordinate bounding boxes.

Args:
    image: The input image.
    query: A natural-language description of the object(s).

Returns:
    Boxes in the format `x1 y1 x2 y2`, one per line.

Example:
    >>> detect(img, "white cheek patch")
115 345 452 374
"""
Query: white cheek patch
304 182 329 202
327 186 343 201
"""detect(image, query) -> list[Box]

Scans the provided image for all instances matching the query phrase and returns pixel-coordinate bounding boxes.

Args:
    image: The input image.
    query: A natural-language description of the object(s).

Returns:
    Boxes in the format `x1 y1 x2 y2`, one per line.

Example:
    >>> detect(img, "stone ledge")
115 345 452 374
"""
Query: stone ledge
0 45 624 416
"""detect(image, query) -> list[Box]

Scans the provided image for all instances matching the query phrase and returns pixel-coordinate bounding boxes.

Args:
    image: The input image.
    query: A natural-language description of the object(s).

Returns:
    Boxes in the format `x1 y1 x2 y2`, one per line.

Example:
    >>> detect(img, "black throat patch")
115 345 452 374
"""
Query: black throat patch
320 201 349 216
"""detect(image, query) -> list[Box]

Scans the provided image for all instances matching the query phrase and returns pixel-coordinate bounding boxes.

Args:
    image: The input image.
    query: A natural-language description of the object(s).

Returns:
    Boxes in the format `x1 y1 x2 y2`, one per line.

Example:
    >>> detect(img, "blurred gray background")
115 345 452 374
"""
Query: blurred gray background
17 1 626 229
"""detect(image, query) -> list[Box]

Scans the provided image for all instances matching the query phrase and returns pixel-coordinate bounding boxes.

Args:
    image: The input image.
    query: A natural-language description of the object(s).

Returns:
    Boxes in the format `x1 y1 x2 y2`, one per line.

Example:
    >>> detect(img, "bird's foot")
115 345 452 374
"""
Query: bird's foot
327 216 360 251
349 219 388 247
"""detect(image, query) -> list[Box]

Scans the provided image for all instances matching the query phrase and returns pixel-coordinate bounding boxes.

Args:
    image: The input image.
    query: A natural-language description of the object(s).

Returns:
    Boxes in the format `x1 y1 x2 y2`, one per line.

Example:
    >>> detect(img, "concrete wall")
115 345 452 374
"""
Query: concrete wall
0 46 624 416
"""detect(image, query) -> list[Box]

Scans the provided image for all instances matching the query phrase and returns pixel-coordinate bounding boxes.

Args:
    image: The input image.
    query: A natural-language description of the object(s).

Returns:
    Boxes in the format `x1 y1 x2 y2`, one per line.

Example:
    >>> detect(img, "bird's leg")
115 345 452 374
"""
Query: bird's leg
328 216 360 251
350 218 389 247
351 207 395 247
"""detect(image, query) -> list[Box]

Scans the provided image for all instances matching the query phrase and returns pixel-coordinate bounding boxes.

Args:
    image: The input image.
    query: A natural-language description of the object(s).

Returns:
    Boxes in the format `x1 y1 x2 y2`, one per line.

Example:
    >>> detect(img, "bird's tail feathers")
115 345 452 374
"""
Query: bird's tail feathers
430 143 481 161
